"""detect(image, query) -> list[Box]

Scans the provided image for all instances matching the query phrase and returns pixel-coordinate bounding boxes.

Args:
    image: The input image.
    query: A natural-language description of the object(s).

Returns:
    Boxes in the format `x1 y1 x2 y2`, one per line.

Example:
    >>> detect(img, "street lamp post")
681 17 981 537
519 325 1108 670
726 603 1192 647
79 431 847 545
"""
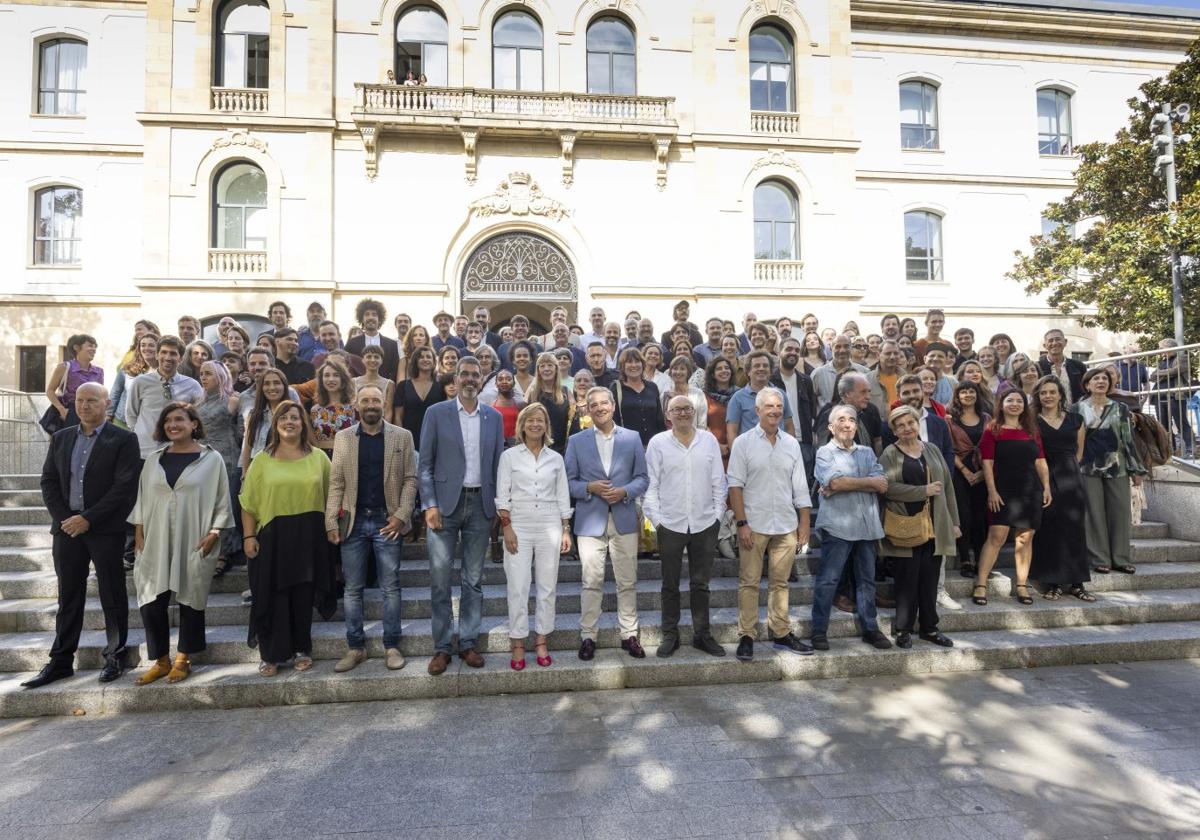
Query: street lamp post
1152 101 1192 347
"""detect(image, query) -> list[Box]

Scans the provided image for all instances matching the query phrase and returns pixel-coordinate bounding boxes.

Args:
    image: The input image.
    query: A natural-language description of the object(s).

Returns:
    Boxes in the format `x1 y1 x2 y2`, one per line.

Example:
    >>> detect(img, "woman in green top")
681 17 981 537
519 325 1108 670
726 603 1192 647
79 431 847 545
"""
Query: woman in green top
240 400 336 676
1071 368 1148 575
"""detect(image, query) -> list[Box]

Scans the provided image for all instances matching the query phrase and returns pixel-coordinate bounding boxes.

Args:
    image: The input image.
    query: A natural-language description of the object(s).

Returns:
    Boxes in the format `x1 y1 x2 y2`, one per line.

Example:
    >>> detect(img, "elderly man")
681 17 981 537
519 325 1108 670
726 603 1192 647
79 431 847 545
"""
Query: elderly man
737 312 757 354
1037 328 1087 403
644 394 727 658
811 405 893 651
811 334 869 409
581 307 607 348
727 388 813 660
814 372 883 454
26 383 141 688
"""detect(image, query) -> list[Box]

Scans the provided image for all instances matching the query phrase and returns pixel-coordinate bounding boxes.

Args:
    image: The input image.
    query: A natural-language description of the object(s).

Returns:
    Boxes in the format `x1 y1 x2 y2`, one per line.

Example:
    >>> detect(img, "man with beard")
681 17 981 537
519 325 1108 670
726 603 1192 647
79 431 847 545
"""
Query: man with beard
811 334 869 410
312 321 364 375
868 340 904 417
345 298 401 381
326 385 418 673
659 299 703 349
692 317 726 366
297 301 326 362
472 305 503 350
770 336 818 474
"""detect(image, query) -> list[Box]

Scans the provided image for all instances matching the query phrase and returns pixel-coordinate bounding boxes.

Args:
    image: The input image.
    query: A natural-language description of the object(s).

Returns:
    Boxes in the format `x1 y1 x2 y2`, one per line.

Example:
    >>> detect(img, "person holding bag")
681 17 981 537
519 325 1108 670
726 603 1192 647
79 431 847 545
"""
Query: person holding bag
880 406 959 649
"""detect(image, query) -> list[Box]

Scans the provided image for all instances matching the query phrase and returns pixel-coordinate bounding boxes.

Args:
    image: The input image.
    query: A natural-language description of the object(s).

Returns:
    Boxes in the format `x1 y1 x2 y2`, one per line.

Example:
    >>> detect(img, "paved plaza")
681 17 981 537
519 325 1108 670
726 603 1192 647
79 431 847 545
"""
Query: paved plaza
0 660 1198 839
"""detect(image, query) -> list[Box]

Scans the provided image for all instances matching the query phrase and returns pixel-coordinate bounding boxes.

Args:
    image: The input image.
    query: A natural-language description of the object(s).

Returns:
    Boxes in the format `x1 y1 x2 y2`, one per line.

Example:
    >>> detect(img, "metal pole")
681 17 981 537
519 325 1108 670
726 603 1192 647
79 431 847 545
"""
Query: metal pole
1161 103 1185 347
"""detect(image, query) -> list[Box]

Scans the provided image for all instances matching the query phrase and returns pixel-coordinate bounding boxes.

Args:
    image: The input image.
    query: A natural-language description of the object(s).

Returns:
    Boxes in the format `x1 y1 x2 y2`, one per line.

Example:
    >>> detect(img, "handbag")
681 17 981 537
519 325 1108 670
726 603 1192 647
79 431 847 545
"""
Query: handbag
38 405 64 436
883 460 935 548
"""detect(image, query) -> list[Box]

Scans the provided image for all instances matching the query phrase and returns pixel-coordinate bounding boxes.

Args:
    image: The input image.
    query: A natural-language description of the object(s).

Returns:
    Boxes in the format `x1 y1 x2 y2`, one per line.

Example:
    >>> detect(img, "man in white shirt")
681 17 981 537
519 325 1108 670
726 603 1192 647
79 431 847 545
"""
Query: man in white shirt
124 335 204 459
727 388 813 661
580 307 607 348
643 395 727 658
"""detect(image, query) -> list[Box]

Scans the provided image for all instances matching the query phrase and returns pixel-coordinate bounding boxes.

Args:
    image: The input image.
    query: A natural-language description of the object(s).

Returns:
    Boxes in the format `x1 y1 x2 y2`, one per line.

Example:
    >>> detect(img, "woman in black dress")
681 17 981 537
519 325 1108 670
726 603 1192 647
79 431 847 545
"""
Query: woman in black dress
611 346 665 447
525 352 574 456
946 381 990 577
1030 376 1092 600
972 388 1051 606
394 345 445 448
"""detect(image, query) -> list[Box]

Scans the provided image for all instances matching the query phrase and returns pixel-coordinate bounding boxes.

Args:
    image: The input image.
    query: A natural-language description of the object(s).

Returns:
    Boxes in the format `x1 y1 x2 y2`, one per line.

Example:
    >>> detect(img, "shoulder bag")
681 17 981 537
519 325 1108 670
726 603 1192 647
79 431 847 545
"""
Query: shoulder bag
883 458 935 548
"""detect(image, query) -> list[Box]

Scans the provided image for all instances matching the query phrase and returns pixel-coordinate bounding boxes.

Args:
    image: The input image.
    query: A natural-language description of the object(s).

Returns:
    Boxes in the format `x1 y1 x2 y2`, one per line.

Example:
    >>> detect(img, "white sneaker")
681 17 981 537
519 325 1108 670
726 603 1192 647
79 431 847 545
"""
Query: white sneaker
937 589 962 611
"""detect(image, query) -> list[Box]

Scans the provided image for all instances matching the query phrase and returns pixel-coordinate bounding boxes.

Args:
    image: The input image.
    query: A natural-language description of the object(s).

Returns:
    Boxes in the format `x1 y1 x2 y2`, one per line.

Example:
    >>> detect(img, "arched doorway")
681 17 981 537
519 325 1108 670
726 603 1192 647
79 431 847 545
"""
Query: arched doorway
460 231 577 332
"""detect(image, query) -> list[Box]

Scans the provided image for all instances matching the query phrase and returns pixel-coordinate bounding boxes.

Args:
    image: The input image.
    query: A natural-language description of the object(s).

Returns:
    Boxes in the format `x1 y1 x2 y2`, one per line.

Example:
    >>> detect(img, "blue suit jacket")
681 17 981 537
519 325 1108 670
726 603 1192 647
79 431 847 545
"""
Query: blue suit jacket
882 410 955 472
564 425 649 537
418 399 504 518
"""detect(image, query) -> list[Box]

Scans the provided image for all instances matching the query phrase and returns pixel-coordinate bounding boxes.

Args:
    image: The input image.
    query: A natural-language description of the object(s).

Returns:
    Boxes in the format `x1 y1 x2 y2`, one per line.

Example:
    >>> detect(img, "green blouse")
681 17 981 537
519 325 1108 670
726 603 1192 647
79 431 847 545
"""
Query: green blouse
1071 398 1148 479
239 447 331 531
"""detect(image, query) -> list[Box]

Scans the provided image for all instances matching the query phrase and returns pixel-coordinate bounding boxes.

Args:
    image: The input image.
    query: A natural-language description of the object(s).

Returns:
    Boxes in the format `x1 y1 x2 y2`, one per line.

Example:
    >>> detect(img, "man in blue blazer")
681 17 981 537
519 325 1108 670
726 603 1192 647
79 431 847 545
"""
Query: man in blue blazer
565 387 650 661
419 357 504 675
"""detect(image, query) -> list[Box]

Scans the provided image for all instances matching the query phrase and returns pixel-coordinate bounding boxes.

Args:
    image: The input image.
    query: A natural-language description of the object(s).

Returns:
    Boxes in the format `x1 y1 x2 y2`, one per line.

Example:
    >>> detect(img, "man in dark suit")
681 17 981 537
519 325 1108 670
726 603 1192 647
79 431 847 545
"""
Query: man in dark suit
344 298 401 381
25 382 140 688
471 304 503 351
1037 328 1087 403
418 356 504 675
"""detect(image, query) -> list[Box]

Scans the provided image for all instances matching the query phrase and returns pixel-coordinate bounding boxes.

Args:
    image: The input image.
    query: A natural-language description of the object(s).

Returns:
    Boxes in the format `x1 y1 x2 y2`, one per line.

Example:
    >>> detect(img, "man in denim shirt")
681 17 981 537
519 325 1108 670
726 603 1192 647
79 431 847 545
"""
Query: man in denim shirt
811 405 892 651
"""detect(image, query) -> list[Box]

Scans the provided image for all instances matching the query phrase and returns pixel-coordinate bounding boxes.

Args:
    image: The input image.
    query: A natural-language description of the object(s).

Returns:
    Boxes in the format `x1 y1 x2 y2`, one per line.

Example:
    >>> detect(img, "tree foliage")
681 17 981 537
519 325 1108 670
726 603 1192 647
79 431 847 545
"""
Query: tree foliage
1009 39 1200 344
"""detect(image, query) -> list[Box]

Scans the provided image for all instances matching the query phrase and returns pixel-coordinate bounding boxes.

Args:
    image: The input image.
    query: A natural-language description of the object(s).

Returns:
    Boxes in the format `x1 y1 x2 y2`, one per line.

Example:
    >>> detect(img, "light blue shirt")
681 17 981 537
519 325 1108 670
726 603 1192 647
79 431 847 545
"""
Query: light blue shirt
457 398 482 487
813 440 885 542
726 384 793 437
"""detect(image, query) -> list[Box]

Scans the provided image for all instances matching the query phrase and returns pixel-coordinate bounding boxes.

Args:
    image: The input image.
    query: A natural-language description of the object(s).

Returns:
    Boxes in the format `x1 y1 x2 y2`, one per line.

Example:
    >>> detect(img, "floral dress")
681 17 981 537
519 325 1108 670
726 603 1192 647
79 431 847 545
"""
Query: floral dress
310 403 358 448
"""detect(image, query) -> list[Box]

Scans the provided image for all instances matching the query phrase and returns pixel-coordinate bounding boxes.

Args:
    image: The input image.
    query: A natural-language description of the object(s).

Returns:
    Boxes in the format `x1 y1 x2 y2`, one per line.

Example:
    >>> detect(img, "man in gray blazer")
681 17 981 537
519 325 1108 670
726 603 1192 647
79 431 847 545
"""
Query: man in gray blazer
418 357 504 675
565 387 650 661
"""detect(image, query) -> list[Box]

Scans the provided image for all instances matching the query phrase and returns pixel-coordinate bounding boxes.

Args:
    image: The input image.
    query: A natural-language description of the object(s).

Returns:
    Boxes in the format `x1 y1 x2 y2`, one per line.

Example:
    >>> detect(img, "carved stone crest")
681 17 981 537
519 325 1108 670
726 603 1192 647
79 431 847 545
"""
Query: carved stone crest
751 150 802 172
750 0 798 16
211 130 266 153
469 172 570 221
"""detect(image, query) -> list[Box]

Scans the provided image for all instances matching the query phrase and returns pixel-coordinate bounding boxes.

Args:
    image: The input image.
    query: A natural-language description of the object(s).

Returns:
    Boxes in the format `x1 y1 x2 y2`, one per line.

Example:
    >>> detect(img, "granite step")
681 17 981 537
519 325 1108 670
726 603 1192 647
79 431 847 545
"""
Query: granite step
0 476 39 491
0 491 43 509
0 508 51 527
3 585 1199 673
5 619 1200 718
0 527 53 548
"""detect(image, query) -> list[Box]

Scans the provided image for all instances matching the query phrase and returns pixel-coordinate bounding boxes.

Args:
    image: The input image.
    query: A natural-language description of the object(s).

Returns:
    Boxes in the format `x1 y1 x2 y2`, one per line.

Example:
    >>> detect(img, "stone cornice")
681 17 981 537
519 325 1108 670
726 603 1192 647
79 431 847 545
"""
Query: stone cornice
851 0 1200 49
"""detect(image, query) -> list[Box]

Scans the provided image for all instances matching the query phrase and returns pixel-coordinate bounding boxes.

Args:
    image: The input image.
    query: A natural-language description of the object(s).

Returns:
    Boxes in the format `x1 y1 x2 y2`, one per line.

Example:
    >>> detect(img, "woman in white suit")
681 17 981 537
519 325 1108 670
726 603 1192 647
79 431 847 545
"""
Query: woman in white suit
496 403 572 671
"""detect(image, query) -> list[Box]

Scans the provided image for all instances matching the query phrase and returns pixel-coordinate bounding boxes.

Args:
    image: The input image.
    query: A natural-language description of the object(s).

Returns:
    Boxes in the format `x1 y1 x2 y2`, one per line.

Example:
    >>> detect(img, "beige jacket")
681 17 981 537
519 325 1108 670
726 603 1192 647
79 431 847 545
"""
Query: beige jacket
324 421 418 535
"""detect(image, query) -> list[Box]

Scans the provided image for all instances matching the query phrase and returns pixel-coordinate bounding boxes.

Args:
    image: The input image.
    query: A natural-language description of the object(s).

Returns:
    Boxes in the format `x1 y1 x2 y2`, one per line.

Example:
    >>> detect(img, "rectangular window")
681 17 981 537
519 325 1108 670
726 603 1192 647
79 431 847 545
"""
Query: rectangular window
518 49 542 92
423 43 447 86
494 47 518 90
246 34 269 88
33 186 82 266
38 39 87 115
18 347 46 393
587 52 610 95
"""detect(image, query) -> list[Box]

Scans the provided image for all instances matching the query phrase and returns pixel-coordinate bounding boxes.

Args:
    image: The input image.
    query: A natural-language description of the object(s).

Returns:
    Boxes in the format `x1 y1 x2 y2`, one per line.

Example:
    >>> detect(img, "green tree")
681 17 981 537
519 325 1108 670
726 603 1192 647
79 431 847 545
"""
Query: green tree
1009 40 1200 344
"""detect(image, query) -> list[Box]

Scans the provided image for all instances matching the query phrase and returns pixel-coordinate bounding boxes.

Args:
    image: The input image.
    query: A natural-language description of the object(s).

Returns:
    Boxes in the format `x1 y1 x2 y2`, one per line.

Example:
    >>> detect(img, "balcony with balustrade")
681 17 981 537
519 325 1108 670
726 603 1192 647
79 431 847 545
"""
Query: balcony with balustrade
754 259 804 284
751 111 802 135
351 84 678 185
208 249 267 275
211 87 269 114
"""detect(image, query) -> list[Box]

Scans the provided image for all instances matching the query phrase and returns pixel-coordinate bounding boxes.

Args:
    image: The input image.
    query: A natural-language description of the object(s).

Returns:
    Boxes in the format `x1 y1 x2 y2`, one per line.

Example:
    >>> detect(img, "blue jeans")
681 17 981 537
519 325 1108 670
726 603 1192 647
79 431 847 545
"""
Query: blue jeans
427 490 490 653
341 509 403 649
811 533 880 635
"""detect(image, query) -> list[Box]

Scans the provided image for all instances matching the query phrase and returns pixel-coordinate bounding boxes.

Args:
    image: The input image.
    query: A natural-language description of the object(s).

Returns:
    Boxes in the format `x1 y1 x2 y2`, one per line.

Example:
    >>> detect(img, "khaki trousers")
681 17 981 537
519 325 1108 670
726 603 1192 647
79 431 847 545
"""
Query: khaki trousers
578 514 639 641
1082 475 1132 569
737 531 797 638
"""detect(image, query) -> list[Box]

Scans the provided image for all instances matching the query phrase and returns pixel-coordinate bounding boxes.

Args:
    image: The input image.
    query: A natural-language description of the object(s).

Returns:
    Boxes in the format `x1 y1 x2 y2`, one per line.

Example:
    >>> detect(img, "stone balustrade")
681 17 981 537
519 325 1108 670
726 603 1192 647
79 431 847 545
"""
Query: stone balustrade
754 259 804 284
751 110 802 135
208 249 267 275
211 87 269 113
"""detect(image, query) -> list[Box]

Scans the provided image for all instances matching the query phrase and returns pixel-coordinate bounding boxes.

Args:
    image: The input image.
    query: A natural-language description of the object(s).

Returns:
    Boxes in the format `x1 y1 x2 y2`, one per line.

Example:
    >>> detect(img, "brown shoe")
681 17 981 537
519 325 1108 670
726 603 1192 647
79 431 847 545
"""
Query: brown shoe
427 651 452 675
832 595 856 614
875 594 896 609
460 648 485 668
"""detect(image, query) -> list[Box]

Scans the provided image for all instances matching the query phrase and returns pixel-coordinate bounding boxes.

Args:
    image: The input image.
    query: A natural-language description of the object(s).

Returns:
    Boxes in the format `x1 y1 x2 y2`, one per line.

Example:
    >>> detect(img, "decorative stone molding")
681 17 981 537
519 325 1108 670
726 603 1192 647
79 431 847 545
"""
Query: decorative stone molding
211 130 266 154
359 126 378 180
655 137 671 191
750 0 799 17
751 150 803 173
469 172 570 221
461 129 479 185
560 131 577 188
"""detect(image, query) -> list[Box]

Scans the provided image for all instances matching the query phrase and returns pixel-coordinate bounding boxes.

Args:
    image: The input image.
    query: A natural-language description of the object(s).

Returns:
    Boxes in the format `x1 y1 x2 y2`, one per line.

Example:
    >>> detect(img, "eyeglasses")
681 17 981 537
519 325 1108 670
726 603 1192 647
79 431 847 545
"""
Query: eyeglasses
669 406 695 415
851 343 867 349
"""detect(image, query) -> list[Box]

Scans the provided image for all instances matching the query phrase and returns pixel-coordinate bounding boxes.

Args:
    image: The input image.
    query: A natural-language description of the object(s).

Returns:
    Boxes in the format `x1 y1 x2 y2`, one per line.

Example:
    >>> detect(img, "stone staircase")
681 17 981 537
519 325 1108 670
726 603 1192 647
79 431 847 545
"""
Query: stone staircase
2 472 1200 718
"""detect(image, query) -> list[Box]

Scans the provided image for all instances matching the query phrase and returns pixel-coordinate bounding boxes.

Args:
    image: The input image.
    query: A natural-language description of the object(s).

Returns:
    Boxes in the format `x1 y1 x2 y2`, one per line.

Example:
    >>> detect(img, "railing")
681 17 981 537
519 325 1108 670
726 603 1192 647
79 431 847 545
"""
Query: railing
0 389 49 475
355 84 677 126
208 249 267 275
211 87 269 113
1087 343 1199 464
754 260 804 284
751 111 802 135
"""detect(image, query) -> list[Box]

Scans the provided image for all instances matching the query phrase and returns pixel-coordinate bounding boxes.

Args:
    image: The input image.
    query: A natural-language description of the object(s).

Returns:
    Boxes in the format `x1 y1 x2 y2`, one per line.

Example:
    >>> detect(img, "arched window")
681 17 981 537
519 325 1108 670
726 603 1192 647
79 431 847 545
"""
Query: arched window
33 186 83 265
587 16 635 95
213 162 267 250
753 181 799 261
493 10 542 91
38 38 87 115
899 80 939 150
904 210 943 282
396 5 448 86
216 0 269 88
1037 87 1073 155
749 24 793 112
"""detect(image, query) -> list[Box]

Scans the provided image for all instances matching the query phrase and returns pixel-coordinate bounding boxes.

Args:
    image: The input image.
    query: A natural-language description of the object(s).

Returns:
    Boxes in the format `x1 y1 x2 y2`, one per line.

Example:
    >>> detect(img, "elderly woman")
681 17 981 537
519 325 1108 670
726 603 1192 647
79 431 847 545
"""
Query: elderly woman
662 354 707 430
497 403 572 671
1072 367 1148 575
880 405 959 648
130 403 233 683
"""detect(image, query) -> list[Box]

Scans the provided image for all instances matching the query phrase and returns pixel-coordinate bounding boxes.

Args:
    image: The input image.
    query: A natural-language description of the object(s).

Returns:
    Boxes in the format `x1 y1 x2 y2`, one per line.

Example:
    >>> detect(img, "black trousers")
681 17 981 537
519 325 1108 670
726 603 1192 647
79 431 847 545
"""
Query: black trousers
260 583 315 664
140 591 206 660
892 540 941 635
49 530 128 667
657 521 718 639
953 472 988 564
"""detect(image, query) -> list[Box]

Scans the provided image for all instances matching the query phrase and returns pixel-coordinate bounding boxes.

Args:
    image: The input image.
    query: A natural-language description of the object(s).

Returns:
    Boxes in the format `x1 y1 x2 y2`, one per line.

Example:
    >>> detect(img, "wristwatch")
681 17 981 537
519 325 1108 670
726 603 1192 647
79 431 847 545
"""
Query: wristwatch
736 519 748 528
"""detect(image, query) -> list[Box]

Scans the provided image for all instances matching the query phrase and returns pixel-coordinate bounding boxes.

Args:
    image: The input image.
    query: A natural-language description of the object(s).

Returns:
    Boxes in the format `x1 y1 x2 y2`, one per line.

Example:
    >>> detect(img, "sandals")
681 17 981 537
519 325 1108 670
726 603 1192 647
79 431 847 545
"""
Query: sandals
1015 584 1033 605
972 585 988 606
213 559 228 578
535 637 552 668
1112 564 1137 575
293 655 314 672
510 644 526 672
258 662 278 677
135 656 172 685
1043 586 1062 601
1068 585 1097 602
166 656 191 683
1093 565 1111 574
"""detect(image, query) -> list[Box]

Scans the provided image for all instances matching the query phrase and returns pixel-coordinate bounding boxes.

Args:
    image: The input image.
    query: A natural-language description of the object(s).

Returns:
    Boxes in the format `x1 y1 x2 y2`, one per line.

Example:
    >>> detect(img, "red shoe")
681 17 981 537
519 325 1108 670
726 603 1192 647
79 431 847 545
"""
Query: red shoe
536 654 552 667
510 657 526 671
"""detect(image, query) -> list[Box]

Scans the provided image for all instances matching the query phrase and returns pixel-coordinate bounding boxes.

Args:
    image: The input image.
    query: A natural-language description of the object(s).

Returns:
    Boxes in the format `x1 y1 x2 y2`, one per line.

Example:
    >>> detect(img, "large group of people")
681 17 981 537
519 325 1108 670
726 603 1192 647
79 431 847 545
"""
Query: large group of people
20 298 1183 688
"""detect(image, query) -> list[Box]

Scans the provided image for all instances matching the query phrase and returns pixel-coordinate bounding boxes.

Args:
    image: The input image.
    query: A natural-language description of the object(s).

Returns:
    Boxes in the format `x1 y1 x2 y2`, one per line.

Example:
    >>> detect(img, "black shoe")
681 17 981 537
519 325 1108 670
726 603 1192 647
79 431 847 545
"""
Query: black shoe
578 638 596 661
98 656 127 683
735 635 754 662
621 637 646 659
691 635 726 657
810 633 829 651
895 632 912 649
920 631 954 648
862 630 893 650
656 636 680 658
21 663 73 689
959 562 977 578
769 632 814 655
787 568 799 583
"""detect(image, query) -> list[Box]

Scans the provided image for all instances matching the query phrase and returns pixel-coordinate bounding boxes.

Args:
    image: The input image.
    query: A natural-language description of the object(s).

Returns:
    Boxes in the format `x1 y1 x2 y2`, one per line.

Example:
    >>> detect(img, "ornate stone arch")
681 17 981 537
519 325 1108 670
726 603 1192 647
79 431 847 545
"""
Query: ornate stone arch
731 0 814 50
473 0 560 90
376 0 466 87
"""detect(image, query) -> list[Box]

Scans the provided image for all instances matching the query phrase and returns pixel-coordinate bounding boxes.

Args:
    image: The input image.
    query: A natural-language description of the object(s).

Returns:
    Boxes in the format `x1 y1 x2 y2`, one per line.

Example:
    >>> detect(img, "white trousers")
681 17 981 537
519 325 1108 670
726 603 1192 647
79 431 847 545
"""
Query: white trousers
577 514 639 641
503 511 563 639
